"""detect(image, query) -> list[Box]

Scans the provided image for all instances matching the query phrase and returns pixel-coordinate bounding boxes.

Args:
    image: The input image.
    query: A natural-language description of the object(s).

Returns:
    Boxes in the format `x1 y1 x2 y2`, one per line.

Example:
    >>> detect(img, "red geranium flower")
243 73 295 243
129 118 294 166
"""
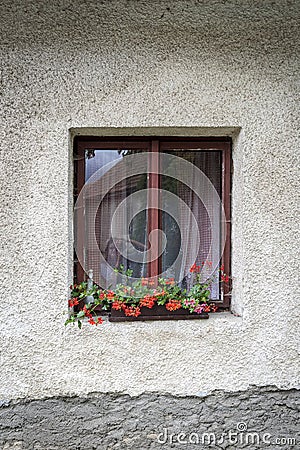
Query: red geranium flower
88 317 96 325
221 274 229 283
139 295 156 309
154 289 166 297
83 305 92 318
190 263 200 273
106 290 115 300
166 300 182 311
68 298 79 308
112 301 123 311
124 306 141 317
210 303 218 313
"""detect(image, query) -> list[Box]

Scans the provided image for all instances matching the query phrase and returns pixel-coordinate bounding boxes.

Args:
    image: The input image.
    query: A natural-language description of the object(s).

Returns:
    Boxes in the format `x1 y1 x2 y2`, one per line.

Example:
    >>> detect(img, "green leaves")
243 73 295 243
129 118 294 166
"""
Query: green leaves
113 265 133 278
66 265 219 328
64 316 75 326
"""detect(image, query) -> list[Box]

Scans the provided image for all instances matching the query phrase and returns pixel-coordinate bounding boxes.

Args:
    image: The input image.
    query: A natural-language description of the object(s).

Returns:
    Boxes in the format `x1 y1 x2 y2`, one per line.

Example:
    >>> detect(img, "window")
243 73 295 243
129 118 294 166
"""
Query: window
74 137 231 319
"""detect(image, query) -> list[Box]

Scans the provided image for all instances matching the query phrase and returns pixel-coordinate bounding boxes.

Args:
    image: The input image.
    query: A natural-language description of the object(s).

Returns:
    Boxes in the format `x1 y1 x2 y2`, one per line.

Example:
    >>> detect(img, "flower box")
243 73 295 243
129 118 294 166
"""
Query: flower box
109 304 209 321
66 263 229 329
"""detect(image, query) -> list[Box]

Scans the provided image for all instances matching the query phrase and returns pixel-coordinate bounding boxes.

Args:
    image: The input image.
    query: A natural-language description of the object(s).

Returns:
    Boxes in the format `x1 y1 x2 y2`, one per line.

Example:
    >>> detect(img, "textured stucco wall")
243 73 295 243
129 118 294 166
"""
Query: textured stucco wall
0 387 299 449
0 0 299 404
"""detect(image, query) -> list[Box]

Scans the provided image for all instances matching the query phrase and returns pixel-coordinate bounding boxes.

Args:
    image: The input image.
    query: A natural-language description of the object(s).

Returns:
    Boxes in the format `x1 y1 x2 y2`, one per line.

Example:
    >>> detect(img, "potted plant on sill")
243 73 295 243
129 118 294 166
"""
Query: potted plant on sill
65 263 229 328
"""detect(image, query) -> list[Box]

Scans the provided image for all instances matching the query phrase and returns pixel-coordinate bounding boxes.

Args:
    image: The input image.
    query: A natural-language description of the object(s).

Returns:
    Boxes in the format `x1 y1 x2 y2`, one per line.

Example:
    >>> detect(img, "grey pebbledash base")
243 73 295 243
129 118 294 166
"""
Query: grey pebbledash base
0 387 299 450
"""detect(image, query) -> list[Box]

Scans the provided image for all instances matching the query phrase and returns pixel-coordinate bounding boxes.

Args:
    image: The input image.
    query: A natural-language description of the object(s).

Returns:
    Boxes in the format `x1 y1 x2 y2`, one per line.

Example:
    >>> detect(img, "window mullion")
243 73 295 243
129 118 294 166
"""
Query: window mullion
147 140 161 279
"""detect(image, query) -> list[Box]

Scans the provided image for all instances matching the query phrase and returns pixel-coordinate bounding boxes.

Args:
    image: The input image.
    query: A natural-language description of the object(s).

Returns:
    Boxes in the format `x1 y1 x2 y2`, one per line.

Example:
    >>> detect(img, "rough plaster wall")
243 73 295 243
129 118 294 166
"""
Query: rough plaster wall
0 0 299 401
0 388 299 450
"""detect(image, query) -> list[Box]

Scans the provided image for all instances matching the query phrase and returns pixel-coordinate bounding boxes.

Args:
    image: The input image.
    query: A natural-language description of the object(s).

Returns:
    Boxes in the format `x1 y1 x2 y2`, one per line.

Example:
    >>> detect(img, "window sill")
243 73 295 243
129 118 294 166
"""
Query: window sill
106 310 242 328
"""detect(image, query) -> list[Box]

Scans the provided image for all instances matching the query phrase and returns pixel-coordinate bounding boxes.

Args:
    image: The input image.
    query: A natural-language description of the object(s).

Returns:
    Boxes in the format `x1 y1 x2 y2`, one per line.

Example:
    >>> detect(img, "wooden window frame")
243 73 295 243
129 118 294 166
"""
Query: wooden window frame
74 136 232 318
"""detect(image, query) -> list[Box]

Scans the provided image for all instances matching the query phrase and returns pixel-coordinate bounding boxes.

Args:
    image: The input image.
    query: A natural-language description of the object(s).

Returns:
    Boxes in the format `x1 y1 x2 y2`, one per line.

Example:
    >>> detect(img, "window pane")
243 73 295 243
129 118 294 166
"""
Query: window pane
161 150 222 299
84 149 148 284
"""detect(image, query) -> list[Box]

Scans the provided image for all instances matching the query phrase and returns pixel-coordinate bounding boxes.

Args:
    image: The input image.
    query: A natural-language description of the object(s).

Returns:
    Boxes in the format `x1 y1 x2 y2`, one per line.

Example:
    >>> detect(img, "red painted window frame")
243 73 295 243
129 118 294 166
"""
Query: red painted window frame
74 136 232 311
